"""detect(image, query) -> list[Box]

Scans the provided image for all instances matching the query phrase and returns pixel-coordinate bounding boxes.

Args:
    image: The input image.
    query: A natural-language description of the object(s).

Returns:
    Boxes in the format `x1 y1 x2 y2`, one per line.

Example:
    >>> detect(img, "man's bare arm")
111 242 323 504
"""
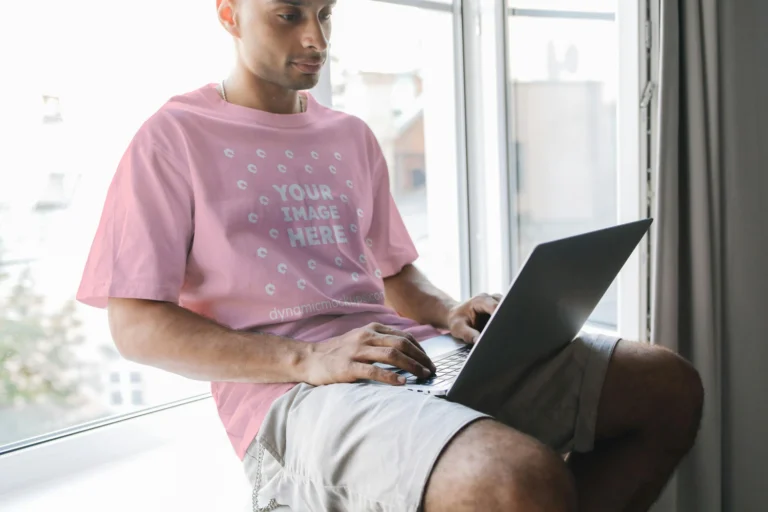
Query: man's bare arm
107 297 435 384
384 265 502 344
383 264 459 330
108 298 309 384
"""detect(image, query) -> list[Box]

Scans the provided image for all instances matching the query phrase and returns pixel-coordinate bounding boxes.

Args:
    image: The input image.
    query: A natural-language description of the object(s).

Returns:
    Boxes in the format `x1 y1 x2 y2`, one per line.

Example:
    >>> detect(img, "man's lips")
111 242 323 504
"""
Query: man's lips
292 61 324 74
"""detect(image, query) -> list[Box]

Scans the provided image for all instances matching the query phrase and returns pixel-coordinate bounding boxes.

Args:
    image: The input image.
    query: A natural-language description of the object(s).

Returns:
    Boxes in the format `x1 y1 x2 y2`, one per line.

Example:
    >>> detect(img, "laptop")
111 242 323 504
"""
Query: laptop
375 219 652 414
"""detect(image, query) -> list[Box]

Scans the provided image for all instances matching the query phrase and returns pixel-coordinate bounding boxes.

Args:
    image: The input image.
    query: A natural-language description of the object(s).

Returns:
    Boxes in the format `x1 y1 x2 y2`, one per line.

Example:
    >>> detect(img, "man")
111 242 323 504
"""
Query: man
77 0 703 510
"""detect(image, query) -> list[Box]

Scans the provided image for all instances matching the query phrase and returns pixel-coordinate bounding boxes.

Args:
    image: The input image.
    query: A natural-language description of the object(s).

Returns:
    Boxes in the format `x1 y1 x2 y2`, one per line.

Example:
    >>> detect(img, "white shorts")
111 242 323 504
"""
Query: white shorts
243 333 620 512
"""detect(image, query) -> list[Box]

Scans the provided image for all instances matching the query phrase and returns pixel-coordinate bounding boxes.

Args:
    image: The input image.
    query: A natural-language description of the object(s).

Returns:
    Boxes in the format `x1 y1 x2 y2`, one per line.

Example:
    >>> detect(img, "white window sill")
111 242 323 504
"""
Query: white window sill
0 397 250 512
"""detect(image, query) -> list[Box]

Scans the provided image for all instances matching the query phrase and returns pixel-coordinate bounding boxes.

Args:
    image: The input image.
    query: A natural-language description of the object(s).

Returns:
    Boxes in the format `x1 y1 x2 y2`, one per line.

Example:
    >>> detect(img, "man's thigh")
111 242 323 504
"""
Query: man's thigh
243 382 487 512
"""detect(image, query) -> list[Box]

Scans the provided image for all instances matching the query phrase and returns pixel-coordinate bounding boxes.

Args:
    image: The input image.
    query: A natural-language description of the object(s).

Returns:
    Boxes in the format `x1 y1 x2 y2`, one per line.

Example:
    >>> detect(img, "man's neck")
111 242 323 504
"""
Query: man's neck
224 68 303 115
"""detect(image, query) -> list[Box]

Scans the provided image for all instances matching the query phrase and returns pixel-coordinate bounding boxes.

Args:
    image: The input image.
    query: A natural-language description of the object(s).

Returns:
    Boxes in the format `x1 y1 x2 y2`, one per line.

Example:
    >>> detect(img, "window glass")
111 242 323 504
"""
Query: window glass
331 0 463 300
506 1 620 328
0 0 228 449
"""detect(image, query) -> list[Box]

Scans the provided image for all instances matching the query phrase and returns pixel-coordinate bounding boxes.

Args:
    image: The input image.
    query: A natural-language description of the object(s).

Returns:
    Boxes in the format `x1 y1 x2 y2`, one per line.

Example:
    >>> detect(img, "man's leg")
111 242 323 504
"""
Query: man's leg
567 340 704 511
246 381 547 512
424 419 577 512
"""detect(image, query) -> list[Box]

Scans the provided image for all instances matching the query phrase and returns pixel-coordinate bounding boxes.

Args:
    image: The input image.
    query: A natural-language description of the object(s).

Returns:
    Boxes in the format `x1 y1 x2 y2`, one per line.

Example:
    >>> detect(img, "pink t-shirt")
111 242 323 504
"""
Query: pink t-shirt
77 84 443 459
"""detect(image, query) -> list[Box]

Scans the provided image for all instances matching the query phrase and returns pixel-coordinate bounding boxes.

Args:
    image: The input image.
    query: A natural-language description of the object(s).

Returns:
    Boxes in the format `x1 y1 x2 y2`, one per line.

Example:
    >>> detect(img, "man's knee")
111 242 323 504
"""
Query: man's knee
661 348 704 448
604 342 704 450
633 345 704 454
424 420 577 512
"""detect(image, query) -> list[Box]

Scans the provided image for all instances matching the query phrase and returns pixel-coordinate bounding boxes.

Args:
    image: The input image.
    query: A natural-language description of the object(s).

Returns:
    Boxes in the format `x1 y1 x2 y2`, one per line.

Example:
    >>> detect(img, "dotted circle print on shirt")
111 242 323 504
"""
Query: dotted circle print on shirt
223 145 382 305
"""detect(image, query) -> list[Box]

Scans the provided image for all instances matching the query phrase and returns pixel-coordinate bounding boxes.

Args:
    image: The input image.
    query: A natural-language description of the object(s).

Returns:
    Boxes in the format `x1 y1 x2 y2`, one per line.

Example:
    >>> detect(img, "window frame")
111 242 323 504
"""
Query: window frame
616 0 652 343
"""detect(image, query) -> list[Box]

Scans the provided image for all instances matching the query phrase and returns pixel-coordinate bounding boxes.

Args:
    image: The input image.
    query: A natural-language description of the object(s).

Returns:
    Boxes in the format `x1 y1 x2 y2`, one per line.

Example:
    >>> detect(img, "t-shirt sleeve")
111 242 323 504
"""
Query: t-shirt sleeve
365 139 419 278
76 126 194 309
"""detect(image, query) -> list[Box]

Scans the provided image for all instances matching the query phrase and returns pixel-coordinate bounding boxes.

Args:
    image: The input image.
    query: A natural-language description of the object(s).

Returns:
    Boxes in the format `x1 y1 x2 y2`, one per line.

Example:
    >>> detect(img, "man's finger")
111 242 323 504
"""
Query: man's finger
453 322 481 344
351 362 404 386
371 324 427 354
370 333 435 372
357 346 431 378
492 293 503 302
473 295 500 315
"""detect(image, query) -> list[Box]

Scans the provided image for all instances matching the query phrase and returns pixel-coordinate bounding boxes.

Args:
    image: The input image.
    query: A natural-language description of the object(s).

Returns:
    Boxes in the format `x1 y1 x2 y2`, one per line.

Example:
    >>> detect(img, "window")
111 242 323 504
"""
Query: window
329 0 464 300
0 0 647 458
131 390 144 407
0 0 227 451
505 0 641 331
110 392 123 407
42 95 63 125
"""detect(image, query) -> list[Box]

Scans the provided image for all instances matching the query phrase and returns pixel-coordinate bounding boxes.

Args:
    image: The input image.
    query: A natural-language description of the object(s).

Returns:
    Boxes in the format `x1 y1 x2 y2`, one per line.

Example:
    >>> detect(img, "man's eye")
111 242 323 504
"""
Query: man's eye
279 14 299 22
320 12 333 21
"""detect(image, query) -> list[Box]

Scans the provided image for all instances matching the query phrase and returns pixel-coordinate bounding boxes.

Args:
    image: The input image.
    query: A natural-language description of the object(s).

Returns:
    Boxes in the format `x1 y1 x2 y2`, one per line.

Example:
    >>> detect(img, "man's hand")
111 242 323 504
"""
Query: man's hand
447 293 503 344
302 323 436 386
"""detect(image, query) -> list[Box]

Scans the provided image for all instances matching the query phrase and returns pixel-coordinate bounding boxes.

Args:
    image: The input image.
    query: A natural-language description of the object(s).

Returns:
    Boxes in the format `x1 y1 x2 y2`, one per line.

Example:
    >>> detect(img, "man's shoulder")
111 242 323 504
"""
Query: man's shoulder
127 85 215 151
129 86 380 158
311 100 374 133
147 84 213 129
311 103 381 158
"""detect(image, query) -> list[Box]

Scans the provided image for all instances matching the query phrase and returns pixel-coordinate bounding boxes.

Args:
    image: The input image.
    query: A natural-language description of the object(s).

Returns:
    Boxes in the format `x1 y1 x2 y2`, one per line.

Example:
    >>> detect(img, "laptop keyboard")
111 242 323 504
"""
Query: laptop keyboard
396 345 471 386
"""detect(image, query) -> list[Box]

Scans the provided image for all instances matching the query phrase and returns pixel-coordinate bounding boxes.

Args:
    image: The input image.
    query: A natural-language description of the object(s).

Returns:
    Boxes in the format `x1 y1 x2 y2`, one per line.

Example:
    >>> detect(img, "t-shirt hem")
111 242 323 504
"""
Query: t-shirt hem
76 281 181 309
235 382 299 460
378 248 419 278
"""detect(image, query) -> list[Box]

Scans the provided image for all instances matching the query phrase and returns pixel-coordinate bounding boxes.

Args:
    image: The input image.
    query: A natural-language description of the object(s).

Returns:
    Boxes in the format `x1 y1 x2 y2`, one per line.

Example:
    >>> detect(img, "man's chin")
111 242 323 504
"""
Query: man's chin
290 76 321 91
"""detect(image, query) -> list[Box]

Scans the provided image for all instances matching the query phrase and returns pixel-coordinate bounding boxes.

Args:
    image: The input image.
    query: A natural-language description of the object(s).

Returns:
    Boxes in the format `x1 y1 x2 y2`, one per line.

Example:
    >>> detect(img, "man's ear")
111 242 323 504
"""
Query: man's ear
217 0 240 38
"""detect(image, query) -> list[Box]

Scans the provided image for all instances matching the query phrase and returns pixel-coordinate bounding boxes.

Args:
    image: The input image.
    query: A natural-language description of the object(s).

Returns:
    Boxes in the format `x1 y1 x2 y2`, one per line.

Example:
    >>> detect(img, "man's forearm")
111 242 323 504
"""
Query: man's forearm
383 264 459 329
108 298 310 384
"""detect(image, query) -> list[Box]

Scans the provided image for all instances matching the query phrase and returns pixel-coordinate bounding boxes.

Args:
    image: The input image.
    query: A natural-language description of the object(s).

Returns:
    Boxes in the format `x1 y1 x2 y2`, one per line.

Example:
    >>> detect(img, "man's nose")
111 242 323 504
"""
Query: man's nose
301 18 329 52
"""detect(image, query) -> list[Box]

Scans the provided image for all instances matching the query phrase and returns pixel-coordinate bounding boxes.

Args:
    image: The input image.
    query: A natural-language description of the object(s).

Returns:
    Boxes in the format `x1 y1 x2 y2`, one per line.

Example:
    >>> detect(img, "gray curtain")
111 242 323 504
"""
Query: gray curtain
653 0 768 511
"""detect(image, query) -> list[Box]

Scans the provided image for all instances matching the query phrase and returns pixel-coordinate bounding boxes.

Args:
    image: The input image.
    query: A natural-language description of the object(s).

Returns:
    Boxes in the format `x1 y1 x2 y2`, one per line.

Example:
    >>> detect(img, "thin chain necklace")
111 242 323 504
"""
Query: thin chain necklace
219 79 305 113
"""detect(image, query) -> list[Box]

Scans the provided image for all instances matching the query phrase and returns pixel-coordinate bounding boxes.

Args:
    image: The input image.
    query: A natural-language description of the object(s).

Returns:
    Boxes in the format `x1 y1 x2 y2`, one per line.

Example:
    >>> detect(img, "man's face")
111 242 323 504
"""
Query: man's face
219 0 334 91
